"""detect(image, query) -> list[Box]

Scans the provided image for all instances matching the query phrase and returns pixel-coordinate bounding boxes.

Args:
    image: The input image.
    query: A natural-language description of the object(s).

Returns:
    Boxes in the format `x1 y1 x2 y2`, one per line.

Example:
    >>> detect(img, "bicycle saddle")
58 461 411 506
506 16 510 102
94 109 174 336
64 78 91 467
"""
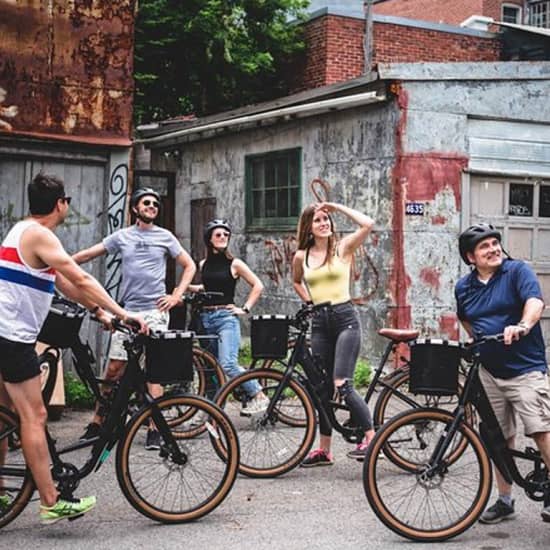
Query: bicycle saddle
378 328 419 342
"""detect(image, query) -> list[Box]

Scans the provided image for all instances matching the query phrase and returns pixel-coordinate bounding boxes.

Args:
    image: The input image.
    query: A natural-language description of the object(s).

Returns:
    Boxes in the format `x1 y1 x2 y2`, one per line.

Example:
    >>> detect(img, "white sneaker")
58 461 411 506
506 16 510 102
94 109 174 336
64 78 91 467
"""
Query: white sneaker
241 393 269 417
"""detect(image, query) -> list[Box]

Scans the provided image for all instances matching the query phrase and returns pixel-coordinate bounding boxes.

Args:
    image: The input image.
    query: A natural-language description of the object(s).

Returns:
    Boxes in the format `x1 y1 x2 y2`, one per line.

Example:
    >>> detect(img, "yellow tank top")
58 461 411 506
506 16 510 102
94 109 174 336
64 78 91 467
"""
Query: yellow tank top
302 251 351 305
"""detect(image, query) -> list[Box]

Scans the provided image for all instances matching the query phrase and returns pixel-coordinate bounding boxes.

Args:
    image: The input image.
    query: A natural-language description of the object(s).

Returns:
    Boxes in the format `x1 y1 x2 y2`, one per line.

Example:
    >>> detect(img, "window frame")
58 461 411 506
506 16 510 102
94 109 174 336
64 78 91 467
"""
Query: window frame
501 3 522 24
245 147 302 231
529 0 550 28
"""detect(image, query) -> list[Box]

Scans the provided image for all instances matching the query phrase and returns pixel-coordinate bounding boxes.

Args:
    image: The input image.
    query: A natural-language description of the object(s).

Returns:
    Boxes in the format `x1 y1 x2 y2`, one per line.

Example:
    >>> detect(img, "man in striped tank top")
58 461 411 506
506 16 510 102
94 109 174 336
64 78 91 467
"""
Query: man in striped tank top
0 173 148 524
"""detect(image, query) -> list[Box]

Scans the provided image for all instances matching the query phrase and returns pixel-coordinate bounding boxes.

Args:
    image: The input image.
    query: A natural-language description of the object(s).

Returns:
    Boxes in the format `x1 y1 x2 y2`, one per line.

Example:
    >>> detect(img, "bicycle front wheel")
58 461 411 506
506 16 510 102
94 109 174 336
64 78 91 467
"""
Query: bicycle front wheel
214 368 317 478
363 408 491 542
0 407 34 529
116 395 239 523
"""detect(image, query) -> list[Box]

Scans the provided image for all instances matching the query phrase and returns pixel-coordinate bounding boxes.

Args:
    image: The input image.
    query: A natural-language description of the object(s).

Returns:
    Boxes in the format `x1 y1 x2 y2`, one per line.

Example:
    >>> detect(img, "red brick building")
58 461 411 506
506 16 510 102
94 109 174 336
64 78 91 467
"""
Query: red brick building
291 8 502 93
372 0 525 26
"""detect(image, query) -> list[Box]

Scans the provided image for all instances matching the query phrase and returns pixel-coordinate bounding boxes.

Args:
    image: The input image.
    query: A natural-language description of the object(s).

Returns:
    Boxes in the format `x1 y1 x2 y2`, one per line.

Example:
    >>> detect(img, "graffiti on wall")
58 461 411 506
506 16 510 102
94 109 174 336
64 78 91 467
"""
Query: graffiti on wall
104 163 128 300
0 87 18 131
265 235 298 285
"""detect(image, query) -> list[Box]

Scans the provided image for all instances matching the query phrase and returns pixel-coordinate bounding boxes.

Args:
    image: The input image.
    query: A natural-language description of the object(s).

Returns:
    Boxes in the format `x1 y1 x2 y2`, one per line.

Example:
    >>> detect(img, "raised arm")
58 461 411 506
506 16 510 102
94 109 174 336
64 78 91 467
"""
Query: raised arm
72 242 107 264
33 228 146 331
318 202 374 259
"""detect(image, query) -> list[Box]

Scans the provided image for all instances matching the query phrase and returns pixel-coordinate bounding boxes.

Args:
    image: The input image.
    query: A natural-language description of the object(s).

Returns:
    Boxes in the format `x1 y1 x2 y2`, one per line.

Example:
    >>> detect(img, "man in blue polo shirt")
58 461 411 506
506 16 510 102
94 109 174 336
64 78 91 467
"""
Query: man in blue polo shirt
455 223 550 524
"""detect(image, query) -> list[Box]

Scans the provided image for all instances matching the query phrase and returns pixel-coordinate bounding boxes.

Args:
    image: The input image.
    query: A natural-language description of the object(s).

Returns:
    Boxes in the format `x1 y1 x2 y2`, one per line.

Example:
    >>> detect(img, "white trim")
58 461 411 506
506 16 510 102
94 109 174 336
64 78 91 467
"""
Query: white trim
137 91 385 146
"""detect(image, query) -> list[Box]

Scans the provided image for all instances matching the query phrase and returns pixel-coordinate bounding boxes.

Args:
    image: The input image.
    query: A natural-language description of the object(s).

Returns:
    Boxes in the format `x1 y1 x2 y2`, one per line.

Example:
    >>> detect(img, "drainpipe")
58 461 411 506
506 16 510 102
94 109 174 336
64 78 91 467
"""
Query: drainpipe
363 0 374 73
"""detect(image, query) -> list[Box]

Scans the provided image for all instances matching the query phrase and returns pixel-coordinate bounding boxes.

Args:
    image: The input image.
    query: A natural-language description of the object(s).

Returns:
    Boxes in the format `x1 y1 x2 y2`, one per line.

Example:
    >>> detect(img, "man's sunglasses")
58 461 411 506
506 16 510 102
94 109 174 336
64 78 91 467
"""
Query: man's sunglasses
60 196 72 205
142 199 160 208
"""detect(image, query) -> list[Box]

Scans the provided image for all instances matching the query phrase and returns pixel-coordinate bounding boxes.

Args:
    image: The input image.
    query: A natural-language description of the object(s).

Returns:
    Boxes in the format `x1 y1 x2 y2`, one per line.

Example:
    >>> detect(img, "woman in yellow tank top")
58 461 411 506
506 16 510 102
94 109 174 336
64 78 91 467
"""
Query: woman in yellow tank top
292 201 375 466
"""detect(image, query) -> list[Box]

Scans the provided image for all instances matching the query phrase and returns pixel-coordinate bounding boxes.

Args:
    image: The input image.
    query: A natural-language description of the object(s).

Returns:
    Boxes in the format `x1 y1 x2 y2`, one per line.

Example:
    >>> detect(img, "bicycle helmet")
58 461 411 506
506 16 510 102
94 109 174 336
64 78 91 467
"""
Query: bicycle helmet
458 223 502 265
130 187 161 208
204 219 232 245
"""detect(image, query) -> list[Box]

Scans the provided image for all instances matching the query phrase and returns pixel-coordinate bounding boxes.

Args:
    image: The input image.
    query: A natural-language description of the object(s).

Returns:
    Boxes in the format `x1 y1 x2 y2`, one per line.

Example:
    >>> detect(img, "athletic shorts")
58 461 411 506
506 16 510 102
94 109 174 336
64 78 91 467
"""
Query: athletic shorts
0 335 41 383
479 367 550 438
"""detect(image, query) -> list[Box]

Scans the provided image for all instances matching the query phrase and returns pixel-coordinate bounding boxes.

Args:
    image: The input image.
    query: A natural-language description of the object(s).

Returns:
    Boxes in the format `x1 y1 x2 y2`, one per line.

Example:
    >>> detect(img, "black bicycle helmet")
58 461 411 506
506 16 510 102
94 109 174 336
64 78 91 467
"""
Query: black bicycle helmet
130 187 161 208
458 223 502 265
204 219 231 245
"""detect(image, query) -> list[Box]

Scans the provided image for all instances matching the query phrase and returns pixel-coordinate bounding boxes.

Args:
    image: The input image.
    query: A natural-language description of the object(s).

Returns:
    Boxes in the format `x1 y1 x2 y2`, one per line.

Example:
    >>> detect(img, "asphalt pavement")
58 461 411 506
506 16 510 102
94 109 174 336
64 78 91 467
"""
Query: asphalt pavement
1 409 549 550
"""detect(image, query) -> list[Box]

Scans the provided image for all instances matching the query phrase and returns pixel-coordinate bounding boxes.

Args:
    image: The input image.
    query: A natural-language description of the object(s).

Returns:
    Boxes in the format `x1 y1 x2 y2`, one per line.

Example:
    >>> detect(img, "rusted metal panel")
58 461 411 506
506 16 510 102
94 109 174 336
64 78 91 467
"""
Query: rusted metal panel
0 0 136 142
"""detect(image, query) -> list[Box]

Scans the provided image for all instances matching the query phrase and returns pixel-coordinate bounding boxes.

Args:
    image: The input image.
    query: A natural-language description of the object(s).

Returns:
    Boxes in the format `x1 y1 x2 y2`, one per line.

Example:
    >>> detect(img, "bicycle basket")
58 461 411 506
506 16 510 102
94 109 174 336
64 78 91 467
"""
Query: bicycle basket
145 330 195 384
250 315 290 359
408 338 462 396
37 296 86 349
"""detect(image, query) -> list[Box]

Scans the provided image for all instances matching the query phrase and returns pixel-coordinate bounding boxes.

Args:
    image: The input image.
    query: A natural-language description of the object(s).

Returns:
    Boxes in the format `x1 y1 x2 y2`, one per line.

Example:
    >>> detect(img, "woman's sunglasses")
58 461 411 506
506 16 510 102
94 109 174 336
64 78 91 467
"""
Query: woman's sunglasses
213 231 230 238
142 199 160 208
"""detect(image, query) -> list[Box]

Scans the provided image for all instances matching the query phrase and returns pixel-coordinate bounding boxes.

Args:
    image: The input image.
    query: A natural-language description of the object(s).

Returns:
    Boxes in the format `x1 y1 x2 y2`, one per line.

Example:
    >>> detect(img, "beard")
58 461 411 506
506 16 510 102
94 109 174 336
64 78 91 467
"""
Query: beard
135 211 157 224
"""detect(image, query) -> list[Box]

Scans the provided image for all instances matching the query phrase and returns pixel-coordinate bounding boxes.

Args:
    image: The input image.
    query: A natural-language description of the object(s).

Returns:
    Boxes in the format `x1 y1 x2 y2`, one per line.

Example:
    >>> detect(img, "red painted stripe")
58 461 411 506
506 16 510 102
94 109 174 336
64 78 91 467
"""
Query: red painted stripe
0 246 55 276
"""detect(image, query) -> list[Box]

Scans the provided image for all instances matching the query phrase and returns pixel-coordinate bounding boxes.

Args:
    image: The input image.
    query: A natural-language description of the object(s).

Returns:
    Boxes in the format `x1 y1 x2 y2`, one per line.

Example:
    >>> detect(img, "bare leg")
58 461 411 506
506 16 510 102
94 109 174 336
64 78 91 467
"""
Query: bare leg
4 376 58 507
319 434 332 454
532 432 550 471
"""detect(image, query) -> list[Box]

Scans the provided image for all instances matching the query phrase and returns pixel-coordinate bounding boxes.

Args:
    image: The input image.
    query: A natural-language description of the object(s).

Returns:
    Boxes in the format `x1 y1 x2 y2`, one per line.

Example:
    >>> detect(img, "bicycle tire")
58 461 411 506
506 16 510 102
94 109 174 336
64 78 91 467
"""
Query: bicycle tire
0 406 35 529
163 348 226 438
38 351 59 406
363 408 492 542
116 394 239 523
214 368 317 478
373 370 476 470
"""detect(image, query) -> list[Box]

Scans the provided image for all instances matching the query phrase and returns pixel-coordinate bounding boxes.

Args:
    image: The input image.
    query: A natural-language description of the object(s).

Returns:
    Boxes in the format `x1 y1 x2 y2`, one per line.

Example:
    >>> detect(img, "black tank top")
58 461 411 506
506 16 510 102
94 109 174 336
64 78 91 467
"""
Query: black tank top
201 253 237 305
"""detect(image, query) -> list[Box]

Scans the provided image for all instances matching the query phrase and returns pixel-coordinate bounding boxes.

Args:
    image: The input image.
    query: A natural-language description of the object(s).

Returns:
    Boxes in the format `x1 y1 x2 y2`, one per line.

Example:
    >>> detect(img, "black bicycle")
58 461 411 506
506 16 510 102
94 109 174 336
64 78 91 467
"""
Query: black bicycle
212 302 472 478
363 333 550 542
0 301 239 529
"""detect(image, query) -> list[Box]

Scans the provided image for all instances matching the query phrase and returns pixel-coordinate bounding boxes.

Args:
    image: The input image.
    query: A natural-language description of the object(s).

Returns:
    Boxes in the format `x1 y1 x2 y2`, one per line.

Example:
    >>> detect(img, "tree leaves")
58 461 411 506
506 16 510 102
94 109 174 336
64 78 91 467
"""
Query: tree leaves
134 0 308 125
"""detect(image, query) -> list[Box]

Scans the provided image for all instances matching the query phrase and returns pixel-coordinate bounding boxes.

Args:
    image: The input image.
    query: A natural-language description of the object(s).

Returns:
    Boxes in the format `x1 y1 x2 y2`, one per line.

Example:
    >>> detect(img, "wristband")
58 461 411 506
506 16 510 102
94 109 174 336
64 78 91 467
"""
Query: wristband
517 321 530 334
242 305 250 314
89 306 100 315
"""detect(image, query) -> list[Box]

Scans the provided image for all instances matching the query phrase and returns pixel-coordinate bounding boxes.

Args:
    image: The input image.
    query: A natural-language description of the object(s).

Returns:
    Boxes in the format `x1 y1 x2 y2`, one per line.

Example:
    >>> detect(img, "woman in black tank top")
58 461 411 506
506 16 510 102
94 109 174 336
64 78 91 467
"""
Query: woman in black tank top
189 219 268 412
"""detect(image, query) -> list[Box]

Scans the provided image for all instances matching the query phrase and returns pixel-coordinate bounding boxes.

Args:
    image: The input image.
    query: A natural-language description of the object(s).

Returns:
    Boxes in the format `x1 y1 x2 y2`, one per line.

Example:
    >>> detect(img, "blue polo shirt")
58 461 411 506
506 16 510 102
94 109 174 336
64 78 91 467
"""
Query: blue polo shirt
455 259 547 379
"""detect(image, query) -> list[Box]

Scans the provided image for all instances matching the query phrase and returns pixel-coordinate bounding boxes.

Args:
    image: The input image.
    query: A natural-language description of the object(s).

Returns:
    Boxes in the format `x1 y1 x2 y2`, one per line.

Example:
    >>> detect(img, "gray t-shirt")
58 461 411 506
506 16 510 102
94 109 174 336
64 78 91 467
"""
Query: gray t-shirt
103 225 183 310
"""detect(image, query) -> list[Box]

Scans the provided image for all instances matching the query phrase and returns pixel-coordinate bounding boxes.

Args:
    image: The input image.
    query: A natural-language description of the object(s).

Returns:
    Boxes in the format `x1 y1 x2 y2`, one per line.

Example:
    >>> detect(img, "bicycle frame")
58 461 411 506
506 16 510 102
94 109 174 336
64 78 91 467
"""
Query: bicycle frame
32 330 189 498
425 343 549 500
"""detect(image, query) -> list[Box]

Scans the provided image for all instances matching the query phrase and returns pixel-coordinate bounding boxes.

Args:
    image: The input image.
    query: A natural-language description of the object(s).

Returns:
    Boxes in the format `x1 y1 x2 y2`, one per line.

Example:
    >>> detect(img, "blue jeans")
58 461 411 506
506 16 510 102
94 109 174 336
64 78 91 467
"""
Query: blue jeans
200 309 261 398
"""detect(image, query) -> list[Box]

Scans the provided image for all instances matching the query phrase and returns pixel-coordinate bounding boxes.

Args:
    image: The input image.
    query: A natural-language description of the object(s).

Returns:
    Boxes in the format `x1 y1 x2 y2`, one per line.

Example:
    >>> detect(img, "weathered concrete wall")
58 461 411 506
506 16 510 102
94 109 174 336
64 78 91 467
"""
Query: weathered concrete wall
150 101 399 358
394 74 550 339
0 0 136 143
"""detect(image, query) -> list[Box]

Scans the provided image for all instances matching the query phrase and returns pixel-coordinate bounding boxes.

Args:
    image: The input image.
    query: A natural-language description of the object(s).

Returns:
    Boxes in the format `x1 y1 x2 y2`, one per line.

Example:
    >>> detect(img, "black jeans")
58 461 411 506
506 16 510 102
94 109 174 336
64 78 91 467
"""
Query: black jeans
311 302 373 437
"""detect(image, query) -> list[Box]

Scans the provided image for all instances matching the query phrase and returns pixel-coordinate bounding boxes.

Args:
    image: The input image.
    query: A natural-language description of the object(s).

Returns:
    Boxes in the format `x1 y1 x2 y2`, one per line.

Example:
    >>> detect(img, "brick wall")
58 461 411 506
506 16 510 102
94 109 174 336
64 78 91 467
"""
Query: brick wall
372 0 524 26
373 22 502 64
290 14 502 93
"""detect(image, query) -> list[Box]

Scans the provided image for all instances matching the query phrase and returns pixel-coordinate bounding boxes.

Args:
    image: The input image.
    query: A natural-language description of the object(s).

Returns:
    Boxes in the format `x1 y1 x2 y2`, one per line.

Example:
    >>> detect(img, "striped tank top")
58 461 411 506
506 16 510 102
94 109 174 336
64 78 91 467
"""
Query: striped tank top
0 220 56 343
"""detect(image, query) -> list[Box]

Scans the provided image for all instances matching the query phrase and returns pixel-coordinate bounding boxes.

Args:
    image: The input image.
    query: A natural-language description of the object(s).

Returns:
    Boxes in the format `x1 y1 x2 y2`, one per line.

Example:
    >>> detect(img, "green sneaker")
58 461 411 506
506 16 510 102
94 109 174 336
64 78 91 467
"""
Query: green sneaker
40 495 96 525
0 494 12 512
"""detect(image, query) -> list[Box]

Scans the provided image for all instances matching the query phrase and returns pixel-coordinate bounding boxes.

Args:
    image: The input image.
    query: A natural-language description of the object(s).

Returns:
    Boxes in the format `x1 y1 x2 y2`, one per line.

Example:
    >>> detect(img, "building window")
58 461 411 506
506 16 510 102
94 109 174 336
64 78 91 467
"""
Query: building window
529 1 550 27
245 148 301 229
502 4 522 24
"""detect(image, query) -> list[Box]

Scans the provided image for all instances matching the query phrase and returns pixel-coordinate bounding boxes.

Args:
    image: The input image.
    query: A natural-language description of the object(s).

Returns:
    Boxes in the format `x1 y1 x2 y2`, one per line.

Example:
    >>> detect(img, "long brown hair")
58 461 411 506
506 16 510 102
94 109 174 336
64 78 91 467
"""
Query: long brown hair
296 204 336 267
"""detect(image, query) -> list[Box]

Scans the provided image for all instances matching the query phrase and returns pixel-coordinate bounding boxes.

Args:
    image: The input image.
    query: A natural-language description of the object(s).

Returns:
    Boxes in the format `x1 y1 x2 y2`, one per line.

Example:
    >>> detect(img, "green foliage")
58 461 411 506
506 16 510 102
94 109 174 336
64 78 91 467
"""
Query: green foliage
239 342 253 366
134 0 309 124
64 373 95 409
353 358 372 389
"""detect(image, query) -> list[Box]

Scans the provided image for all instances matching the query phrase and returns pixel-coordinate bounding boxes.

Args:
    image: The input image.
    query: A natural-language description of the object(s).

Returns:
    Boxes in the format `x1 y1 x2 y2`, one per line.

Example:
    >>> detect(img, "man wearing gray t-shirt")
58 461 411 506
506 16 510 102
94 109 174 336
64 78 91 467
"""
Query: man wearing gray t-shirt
73 188 195 449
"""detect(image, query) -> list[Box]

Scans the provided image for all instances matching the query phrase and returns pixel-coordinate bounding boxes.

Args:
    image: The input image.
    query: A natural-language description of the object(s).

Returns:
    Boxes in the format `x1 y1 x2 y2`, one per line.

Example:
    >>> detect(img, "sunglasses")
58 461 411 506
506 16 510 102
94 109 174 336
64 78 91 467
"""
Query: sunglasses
213 231 230 238
60 196 72 205
142 199 160 208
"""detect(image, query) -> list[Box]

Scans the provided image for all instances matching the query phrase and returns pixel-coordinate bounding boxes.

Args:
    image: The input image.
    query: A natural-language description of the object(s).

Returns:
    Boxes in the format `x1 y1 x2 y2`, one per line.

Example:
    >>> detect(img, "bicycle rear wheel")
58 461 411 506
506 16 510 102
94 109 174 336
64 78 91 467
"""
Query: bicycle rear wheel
214 369 317 478
363 408 491 542
0 407 34 529
116 395 239 523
